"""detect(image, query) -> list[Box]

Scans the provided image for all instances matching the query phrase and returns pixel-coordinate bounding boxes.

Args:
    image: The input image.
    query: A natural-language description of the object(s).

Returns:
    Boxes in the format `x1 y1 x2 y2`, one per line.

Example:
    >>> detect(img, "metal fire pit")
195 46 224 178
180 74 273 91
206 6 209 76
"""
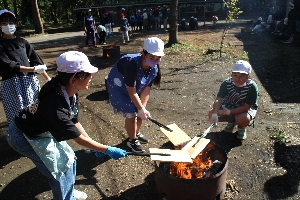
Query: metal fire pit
155 142 228 200
102 45 120 58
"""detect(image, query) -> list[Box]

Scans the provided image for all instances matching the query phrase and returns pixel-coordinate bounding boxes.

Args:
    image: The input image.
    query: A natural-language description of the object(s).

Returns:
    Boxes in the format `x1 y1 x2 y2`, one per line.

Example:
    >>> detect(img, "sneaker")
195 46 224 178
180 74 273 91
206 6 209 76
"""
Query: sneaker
137 132 149 143
224 122 236 133
103 42 106 45
237 127 247 139
127 139 145 152
74 189 87 200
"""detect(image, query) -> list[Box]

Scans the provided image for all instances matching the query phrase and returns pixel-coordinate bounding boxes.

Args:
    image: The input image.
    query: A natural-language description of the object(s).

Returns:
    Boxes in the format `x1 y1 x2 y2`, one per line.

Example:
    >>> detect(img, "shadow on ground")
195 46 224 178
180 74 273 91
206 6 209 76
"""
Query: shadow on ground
235 20 300 103
264 141 300 199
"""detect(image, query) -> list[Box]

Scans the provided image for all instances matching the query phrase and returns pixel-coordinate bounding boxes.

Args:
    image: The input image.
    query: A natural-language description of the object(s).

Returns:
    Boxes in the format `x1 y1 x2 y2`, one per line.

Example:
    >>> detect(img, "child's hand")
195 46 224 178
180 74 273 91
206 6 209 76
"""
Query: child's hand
210 113 219 125
217 105 231 115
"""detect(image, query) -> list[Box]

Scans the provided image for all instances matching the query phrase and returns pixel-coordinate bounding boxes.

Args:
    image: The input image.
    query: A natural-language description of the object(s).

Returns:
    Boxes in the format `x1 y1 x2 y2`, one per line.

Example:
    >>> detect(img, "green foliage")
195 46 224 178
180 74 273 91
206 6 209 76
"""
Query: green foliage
270 130 286 142
223 0 243 22
242 51 248 59
219 0 243 58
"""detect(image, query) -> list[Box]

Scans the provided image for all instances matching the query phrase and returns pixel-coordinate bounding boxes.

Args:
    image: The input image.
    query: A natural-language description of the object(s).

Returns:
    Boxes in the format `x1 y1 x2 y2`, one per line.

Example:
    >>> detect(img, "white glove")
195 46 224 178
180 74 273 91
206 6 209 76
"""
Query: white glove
210 113 219 125
217 105 231 115
34 65 47 73
137 107 151 120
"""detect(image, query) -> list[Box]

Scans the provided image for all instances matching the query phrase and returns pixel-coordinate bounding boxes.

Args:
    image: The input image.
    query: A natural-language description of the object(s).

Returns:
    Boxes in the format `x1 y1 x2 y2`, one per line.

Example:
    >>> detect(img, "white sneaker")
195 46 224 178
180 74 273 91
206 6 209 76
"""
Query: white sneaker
74 189 87 200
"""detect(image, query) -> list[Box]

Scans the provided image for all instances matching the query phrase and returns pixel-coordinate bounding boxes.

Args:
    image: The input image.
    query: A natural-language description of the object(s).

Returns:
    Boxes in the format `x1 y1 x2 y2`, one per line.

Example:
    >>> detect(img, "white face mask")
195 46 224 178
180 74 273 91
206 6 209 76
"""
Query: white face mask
1 24 16 35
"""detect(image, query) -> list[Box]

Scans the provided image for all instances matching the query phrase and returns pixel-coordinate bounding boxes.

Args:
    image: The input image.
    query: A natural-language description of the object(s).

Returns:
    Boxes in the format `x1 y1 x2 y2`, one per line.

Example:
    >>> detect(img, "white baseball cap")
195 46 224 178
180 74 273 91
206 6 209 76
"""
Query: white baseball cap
232 60 251 74
0 9 15 18
56 51 98 73
144 37 165 56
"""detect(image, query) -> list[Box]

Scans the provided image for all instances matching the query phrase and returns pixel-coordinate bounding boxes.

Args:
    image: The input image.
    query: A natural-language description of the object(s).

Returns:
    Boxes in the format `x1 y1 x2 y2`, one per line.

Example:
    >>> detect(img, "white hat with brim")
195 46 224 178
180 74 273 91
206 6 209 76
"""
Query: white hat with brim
0 9 15 18
144 37 165 56
56 51 98 74
232 60 251 74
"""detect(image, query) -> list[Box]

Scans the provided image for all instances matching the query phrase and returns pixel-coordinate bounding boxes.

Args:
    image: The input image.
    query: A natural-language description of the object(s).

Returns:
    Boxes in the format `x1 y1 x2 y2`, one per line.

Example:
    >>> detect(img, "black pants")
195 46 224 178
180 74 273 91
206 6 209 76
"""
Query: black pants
98 31 106 44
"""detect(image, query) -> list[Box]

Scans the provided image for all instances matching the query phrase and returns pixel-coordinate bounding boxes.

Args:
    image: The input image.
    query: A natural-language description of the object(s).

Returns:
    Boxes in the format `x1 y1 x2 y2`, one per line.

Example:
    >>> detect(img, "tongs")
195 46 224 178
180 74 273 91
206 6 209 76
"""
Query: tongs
148 117 173 132
192 123 215 147
126 152 171 157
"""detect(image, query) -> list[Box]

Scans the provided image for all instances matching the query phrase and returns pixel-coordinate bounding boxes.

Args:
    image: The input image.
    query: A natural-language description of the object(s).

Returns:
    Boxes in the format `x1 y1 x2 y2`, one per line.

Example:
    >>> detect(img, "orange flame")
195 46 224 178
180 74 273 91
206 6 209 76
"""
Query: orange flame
106 45 116 49
170 143 214 179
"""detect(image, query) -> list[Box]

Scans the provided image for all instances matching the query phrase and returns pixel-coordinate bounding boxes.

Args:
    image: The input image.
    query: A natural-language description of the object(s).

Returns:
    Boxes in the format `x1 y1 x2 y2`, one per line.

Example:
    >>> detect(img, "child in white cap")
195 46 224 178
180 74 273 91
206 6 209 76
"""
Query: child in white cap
0 9 49 124
107 37 165 152
208 60 259 139
7 51 126 200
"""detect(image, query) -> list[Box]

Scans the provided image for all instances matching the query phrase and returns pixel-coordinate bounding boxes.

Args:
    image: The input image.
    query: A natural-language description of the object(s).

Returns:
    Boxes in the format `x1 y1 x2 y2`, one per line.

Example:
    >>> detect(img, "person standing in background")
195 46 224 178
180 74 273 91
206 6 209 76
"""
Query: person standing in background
161 7 168 31
142 9 148 31
0 9 49 124
136 10 143 31
108 11 114 35
120 14 130 44
84 9 97 47
153 8 160 30
130 12 137 31
104 12 112 36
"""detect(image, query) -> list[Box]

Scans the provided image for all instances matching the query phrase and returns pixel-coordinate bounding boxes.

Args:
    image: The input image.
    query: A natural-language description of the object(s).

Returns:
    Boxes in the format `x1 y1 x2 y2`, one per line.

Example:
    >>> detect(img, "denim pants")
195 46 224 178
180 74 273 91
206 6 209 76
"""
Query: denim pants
7 122 77 200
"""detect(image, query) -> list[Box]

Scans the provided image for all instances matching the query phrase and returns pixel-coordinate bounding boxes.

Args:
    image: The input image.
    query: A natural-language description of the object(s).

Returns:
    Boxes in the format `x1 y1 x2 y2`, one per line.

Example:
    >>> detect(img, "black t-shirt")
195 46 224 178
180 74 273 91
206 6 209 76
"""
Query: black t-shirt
15 91 81 142
0 37 44 80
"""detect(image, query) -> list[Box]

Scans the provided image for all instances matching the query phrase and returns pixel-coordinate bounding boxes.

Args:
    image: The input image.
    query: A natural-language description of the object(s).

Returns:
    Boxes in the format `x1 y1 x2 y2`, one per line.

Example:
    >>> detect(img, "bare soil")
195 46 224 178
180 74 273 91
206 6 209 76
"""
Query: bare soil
0 16 300 200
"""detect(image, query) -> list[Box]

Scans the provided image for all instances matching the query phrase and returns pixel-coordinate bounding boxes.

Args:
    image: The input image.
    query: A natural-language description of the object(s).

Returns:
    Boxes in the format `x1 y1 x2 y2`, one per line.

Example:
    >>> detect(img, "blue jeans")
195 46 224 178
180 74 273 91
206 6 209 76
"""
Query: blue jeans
7 122 76 200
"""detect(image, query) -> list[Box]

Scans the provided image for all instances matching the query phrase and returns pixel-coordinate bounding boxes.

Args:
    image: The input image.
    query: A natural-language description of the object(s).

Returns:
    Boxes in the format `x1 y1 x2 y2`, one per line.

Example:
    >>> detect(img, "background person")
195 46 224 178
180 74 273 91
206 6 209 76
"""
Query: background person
104 12 112 36
130 12 137 31
84 9 97 47
120 14 130 44
96 24 106 45
107 37 165 152
0 9 48 124
208 60 259 140
7 51 126 200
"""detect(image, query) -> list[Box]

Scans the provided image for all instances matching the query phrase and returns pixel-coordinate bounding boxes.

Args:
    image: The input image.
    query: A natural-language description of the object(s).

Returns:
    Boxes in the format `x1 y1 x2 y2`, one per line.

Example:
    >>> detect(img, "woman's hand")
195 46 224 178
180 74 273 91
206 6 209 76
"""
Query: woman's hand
137 107 151 120
96 146 126 160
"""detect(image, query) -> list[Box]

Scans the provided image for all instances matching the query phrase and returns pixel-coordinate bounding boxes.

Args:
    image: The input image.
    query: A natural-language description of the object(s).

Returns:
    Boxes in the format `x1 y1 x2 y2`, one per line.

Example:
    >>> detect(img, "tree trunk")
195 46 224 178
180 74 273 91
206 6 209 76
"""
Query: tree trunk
13 0 18 17
167 0 179 46
31 0 44 34
3 0 9 9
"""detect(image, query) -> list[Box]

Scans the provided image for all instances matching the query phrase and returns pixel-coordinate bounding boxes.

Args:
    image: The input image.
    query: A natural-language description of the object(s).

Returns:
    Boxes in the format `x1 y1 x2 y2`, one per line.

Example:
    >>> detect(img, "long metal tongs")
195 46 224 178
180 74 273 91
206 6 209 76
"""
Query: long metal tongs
148 117 173 132
126 152 171 157
192 123 215 147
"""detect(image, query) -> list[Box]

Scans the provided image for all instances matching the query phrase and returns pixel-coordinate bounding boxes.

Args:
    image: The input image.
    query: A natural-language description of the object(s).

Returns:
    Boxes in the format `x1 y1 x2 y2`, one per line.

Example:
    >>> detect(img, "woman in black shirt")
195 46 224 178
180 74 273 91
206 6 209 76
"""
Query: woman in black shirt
7 51 126 200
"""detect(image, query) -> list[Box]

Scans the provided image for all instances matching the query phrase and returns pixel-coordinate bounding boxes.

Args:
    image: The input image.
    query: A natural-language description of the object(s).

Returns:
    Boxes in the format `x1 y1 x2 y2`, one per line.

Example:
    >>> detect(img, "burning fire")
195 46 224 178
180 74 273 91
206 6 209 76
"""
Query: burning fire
170 143 215 179
104 45 117 59
105 45 116 49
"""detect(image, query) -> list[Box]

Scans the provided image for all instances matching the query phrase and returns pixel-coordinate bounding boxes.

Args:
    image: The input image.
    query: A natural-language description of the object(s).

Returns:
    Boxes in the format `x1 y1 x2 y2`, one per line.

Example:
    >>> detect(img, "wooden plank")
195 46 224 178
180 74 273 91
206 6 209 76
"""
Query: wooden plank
181 137 210 159
149 148 193 163
160 123 191 146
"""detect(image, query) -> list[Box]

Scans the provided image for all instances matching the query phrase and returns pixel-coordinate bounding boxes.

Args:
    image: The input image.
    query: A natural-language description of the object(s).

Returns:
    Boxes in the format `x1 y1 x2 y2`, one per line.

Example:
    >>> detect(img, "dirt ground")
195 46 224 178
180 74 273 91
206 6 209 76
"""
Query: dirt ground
0 16 300 200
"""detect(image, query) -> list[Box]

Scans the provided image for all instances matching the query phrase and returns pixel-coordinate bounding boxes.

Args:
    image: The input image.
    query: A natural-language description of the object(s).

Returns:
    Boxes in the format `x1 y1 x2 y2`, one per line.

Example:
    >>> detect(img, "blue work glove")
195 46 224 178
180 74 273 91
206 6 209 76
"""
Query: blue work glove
95 151 105 158
95 146 126 160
